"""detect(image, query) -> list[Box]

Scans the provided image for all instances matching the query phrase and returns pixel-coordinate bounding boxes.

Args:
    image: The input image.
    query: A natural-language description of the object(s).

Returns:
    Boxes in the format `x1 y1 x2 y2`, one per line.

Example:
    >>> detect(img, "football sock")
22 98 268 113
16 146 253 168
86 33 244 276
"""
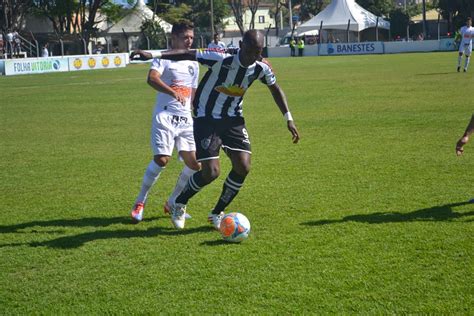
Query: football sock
168 165 197 204
465 56 470 70
175 171 207 204
212 170 246 214
458 55 462 67
136 160 163 204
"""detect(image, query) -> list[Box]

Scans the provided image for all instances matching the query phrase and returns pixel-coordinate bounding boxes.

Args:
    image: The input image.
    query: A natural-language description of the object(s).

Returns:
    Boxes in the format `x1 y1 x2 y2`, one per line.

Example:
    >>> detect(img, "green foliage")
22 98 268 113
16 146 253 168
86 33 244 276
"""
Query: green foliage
390 8 409 38
438 0 474 30
160 3 192 25
140 19 167 49
1 53 473 313
100 1 131 23
147 0 229 33
356 0 394 17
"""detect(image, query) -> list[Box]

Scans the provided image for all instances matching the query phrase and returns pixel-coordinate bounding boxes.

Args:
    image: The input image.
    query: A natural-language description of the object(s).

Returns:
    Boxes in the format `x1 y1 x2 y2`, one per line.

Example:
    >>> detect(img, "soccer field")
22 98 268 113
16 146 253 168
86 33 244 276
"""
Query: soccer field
1 52 473 313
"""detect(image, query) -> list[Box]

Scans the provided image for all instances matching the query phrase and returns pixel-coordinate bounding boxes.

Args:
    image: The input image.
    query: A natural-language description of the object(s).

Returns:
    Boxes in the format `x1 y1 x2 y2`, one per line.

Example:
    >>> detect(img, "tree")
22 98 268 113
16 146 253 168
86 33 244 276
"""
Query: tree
437 0 474 32
229 0 245 35
140 18 166 49
356 0 393 17
248 0 260 30
1 0 33 32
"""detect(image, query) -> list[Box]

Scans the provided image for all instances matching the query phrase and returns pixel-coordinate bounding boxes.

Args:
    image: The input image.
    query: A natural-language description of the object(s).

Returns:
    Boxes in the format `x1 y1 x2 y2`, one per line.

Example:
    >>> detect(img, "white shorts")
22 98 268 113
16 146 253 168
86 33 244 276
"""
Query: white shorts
459 43 472 55
151 111 195 157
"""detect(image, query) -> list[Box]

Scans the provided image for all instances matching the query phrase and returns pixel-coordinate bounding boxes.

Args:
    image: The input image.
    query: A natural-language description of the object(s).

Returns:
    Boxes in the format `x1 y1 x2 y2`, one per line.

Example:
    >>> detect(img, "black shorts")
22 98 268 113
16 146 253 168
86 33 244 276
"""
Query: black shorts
194 116 252 161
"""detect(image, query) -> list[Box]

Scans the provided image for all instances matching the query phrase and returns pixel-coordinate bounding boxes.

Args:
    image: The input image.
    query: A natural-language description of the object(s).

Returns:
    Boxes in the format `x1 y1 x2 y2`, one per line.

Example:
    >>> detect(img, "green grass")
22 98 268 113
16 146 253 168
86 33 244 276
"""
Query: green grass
1 52 473 314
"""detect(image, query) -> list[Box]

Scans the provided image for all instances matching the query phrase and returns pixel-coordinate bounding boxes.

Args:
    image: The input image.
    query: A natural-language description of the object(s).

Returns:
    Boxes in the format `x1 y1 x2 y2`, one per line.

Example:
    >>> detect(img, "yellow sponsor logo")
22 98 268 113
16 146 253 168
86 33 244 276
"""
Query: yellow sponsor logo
102 56 110 67
114 56 122 66
214 84 246 97
73 58 82 69
88 57 96 68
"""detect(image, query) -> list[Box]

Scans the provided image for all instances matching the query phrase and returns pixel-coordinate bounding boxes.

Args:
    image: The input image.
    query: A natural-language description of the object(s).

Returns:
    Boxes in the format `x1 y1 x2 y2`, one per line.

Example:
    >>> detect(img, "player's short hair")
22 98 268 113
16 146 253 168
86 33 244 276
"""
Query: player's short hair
171 21 194 35
467 17 472 22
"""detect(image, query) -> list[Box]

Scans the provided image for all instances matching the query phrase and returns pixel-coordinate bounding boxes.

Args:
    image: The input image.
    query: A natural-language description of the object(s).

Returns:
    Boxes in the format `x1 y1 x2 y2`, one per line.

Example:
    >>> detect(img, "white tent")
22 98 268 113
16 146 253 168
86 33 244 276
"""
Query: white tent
297 0 390 33
106 0 172 34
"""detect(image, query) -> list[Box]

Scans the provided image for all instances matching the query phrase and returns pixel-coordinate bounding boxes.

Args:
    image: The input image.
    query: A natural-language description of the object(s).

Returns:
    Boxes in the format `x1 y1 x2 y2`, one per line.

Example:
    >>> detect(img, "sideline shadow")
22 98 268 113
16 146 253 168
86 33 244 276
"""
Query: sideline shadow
302 201 474 226
0 216 161 234
10 225 214 249
415 72 452 76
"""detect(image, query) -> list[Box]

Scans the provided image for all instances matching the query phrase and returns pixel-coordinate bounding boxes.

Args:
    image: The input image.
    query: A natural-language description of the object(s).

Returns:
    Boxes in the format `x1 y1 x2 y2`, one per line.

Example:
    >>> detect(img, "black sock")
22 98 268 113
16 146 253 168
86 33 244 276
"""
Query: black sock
175 171 207 204
212 170 246 214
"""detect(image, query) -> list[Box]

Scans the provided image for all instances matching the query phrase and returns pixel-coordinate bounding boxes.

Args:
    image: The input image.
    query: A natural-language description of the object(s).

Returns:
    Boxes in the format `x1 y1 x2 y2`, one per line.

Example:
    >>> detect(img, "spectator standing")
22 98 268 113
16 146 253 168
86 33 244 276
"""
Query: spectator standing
297 37 304 57
208 33 226 50
42 43 49 57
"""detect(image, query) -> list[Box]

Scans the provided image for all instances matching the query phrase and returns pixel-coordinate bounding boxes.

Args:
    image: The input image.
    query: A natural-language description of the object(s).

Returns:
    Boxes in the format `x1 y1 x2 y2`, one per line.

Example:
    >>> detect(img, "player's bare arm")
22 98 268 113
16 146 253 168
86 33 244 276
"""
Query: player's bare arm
147 69 186 105
267 83 300 144
131 49 197 61
456 113 474 156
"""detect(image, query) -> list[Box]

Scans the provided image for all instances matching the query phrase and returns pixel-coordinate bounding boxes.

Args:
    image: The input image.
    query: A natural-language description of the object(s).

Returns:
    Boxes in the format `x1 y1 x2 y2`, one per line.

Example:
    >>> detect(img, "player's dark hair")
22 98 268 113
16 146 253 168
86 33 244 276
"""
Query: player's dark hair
467 17 472 22
172 21 194 35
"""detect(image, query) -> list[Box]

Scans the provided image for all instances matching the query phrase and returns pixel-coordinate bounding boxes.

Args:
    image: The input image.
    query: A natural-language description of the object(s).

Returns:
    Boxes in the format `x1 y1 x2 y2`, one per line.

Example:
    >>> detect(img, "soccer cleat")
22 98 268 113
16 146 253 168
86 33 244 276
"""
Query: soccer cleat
164 201 192 219
131 202 145 222
208 211 225 230
170 202 187 229
464 68 467 72
457 66 461 72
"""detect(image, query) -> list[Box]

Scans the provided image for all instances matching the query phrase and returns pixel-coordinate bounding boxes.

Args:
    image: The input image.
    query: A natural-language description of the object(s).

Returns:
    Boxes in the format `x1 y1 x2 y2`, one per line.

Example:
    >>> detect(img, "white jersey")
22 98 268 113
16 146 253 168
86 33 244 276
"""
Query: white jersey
460 26 474 46
150 59 199 116
208 41 226 50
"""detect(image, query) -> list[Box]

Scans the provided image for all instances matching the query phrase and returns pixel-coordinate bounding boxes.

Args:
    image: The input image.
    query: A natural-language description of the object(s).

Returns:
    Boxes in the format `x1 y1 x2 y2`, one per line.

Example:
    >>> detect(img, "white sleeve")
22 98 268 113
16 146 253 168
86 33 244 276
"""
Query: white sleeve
195 49 230 67
150 58 165 74
259 63 277 86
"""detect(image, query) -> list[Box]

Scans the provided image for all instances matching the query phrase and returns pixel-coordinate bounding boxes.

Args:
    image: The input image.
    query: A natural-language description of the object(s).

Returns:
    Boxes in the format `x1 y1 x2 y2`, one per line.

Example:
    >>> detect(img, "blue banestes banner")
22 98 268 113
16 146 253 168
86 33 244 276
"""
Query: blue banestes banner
319 42 385 55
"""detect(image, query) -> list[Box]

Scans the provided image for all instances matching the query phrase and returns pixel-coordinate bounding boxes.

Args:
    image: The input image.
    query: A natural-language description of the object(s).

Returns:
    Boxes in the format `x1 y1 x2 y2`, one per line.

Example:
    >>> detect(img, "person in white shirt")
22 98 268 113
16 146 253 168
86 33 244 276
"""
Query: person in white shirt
208 33 226 50
42 43 49 57
130 21 200 224
457 17 474 72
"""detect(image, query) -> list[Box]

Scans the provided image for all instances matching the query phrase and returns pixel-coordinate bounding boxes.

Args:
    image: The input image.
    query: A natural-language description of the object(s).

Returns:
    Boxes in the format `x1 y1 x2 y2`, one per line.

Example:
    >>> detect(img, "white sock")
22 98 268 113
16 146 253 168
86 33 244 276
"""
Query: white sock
168 165 197 204
136 160 164 204
458 55 462 67
465 56 470 70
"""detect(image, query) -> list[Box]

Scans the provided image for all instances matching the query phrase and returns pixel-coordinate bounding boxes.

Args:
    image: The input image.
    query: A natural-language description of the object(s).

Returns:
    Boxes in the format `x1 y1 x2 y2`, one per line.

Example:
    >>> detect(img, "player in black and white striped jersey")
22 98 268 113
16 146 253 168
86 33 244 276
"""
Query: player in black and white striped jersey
131 30 300 230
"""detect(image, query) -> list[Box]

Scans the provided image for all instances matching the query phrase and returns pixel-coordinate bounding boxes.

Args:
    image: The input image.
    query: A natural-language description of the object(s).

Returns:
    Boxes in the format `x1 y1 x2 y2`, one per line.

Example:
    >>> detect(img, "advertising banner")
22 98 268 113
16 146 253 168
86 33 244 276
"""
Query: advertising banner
4 57 69 76
69 54 127 71
319 42 384 56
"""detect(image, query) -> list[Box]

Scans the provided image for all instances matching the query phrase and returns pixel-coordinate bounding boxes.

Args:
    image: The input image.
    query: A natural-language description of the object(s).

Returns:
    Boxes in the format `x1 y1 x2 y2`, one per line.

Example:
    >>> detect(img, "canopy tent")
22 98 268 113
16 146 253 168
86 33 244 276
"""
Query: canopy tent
297 0 390 33
106 0 172 34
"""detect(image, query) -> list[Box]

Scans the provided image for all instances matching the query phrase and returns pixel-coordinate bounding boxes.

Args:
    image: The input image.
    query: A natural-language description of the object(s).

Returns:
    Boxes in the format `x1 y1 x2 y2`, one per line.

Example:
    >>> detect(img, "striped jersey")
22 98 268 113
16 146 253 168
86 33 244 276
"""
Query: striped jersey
193 49 276 118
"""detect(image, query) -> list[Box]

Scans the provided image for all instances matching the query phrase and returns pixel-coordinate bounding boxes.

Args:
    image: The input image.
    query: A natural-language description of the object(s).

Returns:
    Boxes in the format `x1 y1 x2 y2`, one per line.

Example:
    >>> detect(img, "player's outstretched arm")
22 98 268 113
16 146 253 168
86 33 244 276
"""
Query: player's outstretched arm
130 49 197 61
456 113 474 156
268 83 300 144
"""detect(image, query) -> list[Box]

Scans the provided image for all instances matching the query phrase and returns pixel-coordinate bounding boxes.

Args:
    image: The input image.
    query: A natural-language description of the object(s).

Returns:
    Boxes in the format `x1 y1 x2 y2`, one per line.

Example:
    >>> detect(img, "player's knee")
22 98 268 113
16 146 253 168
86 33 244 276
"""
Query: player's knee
234 163 250 176
153 155 169 167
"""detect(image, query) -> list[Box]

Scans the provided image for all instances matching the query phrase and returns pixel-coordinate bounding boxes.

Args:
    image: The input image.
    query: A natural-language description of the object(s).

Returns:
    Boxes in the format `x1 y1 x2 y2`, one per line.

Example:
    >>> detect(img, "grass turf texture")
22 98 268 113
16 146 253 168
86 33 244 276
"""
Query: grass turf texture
1 52 473 313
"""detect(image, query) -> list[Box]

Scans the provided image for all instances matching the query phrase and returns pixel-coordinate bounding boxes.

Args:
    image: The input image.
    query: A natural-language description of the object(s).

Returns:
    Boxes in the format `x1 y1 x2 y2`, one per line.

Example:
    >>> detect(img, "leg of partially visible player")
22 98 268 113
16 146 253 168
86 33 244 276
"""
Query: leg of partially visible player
164 150 200 216
131 112 174 222
457 51 463 72
131 154 170 222
464 47 471 72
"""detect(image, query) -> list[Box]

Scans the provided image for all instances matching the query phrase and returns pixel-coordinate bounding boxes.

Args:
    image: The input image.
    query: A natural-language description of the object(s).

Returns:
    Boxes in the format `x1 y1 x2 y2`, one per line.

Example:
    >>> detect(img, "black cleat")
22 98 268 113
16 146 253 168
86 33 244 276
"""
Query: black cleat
457 66 461 72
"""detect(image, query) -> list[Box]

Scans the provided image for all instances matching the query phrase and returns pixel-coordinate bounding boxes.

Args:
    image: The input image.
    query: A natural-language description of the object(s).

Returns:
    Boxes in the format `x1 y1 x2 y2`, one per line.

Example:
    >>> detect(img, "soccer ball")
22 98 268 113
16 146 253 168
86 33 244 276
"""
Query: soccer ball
219 212 251 243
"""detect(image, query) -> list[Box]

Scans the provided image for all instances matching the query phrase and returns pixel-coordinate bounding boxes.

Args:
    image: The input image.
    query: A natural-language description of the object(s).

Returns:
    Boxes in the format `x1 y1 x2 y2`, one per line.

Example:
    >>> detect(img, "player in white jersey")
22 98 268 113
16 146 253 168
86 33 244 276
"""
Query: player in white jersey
208 33 226 50
131 30 300 230
457 17 474 72
130 22 200 226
